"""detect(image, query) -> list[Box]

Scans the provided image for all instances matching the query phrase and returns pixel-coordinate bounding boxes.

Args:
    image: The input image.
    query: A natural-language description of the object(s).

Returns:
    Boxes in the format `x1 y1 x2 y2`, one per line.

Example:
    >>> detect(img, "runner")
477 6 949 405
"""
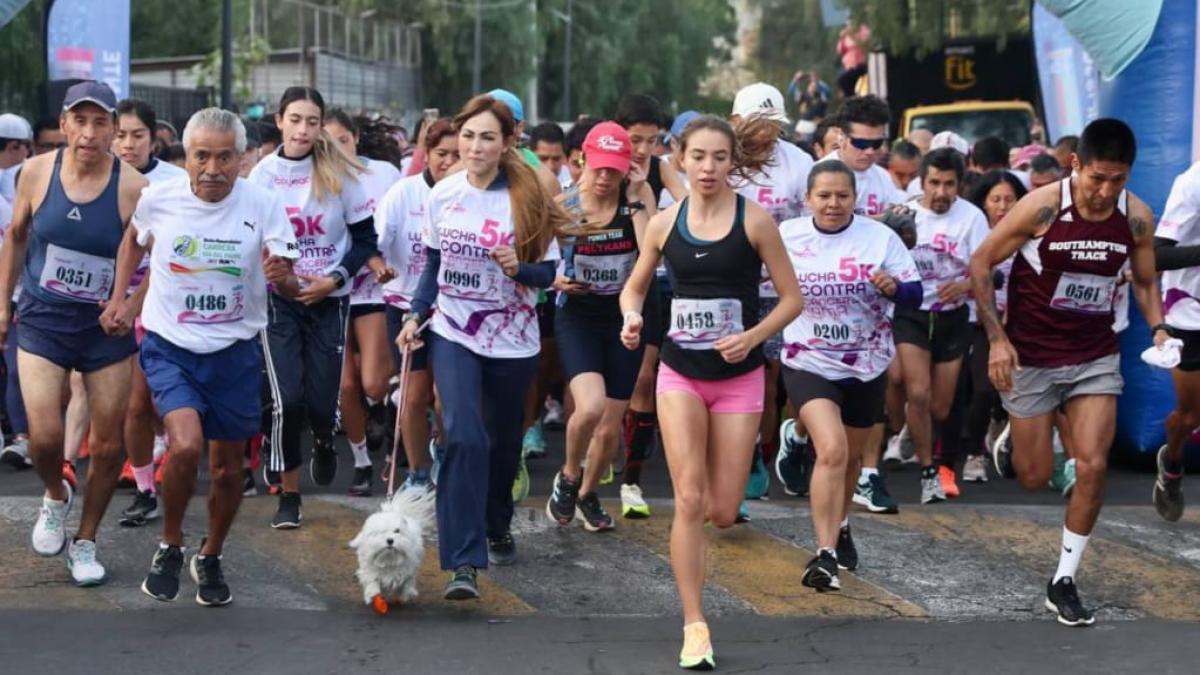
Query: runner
811 117 843 160
969 118 1166 626
106 108 298 606
778 160 921 588
326 109 402 497
0 113 32 204
111 98 188 528
545 122 653 532
887 140 921 191
563 119 598 187
530 122 569 187
31 118 66 156
376 117 459 489
1153 159 1200 521
247 86 378 528
0 81 145 585
396 93 566 598
618 114 803 669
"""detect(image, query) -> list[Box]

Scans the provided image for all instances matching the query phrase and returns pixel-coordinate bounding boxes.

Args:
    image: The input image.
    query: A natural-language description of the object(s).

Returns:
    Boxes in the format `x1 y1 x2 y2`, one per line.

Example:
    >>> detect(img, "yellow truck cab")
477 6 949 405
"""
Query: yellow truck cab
901 100 1036 149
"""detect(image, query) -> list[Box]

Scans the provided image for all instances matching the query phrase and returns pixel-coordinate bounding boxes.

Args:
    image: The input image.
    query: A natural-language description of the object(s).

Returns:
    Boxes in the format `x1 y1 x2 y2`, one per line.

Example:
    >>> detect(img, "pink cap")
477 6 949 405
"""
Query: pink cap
1013 144 1050 170
583 122 632 175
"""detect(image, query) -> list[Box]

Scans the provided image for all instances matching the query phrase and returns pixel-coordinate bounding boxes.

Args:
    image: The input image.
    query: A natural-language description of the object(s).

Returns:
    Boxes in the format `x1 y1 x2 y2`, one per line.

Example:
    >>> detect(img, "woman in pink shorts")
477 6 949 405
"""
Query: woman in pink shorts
619 114 803 670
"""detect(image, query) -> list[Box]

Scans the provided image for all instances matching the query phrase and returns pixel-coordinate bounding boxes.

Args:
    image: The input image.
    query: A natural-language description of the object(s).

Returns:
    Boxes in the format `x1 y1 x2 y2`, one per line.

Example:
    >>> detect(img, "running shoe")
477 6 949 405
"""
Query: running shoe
522 420 546 459
679 622 715 671
836 525 858 571
546 471 580 525
191 547 232 607
543 396 566 429
937 465 960 499
429 439 444 486
775 419 811 496
991 422 1016 479
67 539 107 586
599 461 615 486
119 489 160 527
270 492 302 529
0 436 31 469
620 483 651 519
487 532 517 566
576 492 615 532
61 461 78 492
117 460 136 489
883 426 917 465
402 468 434 492
985 417 1006 452
1050 455 1077 498
735 500 751 523
512 457 531 504
349 466 374 497
801 550 841 591
962 454 989 483
154 453 170 484
444 565 480 600
31 480 73 556
309 434 338 486
242 468 257 497
141 544 184 602
1153 444 1185 522
745 444 770 499
853 472 898 513
920 471 946 504
1045 576 1095 627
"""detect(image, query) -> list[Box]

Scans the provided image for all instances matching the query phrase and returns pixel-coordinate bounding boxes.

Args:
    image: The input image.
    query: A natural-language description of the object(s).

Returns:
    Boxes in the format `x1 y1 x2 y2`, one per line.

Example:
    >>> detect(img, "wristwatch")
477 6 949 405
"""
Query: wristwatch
627 200 647 212
329 270 347 289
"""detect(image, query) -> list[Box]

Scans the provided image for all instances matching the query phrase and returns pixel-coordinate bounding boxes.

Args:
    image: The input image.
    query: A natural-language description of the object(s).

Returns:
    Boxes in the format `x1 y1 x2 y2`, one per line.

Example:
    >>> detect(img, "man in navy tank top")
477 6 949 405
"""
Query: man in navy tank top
0 81 147 587
969 119 1167 628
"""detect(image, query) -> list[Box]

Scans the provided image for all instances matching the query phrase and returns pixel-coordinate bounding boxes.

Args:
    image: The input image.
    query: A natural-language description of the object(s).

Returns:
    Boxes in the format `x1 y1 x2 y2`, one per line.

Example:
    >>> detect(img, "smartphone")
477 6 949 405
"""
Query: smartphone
422 108 439 121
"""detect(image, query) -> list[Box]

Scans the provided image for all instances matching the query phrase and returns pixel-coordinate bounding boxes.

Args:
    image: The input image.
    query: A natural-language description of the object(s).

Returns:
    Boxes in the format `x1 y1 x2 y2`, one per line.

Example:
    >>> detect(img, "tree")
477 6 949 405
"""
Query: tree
839 0 1030 57
749 0 841 108
0 0 48 119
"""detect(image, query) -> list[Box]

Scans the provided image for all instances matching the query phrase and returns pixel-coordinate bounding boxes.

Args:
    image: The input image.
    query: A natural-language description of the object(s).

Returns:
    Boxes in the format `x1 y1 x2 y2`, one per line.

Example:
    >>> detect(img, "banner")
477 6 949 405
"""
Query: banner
0 0 34 28
46 0 130 99
1032 3 1100 142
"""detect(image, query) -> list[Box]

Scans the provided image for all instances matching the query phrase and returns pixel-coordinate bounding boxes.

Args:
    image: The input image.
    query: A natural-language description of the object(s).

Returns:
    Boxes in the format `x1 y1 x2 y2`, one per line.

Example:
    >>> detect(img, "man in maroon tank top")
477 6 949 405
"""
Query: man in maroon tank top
969 119 1168 628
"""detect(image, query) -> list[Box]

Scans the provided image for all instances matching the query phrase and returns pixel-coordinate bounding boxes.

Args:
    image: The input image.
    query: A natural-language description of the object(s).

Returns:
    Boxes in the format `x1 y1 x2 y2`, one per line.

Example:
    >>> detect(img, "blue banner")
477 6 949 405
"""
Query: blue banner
46 0 130 99
1032 2 1100 142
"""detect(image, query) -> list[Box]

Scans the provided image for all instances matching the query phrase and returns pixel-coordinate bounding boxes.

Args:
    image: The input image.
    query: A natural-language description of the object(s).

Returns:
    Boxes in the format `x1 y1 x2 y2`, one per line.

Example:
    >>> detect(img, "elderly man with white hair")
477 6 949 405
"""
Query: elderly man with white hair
104 107 300 606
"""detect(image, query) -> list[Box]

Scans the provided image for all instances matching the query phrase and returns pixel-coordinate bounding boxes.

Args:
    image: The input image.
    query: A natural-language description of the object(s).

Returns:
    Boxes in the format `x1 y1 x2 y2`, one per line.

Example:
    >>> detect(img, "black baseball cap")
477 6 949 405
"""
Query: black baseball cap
62 81 117 114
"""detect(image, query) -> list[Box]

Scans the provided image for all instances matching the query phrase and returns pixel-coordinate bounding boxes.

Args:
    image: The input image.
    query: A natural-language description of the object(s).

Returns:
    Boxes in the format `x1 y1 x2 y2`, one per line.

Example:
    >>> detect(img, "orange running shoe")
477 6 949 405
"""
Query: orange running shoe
78 432 90 459
155 453 169 484
62 461 78 491
938 465 960 499
118 460 136 489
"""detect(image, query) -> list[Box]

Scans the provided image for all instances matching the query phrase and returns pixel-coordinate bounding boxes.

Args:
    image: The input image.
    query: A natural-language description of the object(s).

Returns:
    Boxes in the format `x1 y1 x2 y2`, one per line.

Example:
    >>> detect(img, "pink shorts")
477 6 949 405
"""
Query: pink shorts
656 363 765 414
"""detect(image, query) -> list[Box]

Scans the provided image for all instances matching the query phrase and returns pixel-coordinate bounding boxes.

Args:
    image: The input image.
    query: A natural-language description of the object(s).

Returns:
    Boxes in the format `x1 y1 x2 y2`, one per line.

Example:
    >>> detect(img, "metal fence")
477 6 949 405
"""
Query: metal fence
130 82 213 131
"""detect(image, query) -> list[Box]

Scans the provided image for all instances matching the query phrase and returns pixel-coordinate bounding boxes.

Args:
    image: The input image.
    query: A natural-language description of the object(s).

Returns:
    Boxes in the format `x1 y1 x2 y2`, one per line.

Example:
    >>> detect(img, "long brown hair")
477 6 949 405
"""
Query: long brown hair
278 87 364 201
452 95 569 263
679 113 779 183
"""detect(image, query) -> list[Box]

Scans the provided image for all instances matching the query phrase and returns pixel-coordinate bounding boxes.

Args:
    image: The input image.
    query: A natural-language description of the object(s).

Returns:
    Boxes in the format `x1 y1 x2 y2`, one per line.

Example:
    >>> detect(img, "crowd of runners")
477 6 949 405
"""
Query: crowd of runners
0 74 1196 670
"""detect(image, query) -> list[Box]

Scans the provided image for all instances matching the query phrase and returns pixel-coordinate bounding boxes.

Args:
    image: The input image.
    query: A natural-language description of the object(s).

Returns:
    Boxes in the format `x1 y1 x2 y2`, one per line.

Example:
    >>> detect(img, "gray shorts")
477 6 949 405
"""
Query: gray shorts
1000 353 1123 419
759 296 783 361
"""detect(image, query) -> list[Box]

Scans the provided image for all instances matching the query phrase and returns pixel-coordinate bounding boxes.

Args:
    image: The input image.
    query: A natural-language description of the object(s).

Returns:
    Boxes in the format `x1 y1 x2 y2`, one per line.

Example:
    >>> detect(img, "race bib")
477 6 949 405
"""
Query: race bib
176 281 246 325
808 320 860 349
910 246 937 280
39 243 114 302
668 297 743 350
439 258 500 302
1051 272 1116 315
575 252 634 295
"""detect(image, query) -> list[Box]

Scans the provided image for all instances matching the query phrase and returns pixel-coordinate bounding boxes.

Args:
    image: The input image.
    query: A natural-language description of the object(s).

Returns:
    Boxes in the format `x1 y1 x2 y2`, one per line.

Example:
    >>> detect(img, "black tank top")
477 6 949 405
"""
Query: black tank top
648 156 665 204
563 192 638 320
661 195 763 380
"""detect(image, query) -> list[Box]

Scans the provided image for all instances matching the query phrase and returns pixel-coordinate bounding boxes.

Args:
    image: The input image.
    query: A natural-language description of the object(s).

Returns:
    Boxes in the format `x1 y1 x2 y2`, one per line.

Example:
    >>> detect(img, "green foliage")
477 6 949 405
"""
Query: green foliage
750 0 841 101
191 34 270 103
0 0 48 118
839 0 1029 57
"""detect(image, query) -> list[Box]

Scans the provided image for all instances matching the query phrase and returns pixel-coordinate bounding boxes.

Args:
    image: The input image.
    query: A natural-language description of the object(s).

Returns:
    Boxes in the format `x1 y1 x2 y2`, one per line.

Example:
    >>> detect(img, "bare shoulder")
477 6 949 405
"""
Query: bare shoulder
1125 191 1154 240
645 202 678 249
118 160 150 196
14 153 53 194
1021 180 1061 227
741 198 779 239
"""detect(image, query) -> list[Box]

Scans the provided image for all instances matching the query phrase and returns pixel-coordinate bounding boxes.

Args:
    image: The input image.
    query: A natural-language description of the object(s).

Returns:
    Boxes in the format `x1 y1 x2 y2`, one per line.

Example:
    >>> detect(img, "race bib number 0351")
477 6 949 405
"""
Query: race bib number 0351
39 243 114 302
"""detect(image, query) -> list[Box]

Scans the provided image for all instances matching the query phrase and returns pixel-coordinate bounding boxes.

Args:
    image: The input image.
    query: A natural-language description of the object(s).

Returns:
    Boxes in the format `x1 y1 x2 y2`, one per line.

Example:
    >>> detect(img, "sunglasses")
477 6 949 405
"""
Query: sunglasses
848 136 886 150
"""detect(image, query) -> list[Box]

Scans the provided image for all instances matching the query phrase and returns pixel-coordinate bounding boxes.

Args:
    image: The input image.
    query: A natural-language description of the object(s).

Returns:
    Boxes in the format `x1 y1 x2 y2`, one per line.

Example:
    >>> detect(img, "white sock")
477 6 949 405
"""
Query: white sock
840 517 849 529
1053 527 1089 583
153 434 168 461
366 396 381 408
350 439 371 468
860 467 879 480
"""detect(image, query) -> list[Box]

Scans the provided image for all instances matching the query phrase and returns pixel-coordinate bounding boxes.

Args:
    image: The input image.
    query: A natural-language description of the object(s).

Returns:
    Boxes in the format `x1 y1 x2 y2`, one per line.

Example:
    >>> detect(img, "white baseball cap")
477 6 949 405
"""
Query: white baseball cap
732 82 789 124
0 113 33 141
930 130 969 156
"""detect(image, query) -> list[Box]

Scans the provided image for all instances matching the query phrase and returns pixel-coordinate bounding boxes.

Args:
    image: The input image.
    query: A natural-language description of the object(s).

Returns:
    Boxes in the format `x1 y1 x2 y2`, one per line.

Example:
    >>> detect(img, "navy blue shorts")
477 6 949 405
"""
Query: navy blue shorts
555 309 644 400
140 332 263 441
16 295 136 372
385 305 429 372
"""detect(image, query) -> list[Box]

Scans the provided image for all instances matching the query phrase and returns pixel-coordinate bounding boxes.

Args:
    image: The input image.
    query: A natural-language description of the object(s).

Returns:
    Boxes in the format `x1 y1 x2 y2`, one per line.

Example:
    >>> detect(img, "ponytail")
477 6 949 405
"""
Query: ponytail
679 113 782 183
310 129 365 202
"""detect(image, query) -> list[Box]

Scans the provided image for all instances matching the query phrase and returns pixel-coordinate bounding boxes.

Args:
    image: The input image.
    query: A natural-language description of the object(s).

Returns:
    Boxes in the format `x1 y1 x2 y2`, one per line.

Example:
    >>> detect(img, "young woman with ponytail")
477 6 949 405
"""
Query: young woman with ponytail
247 87 379 529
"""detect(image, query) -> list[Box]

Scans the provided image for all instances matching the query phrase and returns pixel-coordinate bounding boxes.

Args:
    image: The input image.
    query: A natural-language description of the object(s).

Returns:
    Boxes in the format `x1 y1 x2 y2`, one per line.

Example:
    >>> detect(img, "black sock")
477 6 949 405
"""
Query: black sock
623 411 656 486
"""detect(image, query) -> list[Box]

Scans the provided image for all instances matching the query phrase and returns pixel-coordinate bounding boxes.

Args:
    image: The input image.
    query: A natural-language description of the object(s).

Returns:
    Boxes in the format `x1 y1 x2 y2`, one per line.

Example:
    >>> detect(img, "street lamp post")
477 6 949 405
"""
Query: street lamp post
221 0 233 109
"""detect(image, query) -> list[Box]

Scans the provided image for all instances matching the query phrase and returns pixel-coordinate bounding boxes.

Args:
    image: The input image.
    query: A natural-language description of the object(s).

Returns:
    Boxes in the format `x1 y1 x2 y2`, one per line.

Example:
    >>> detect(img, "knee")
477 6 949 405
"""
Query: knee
930 399 954 423
88 437 124 464
570 398 604 429
674 488 706 522
1176 408 1200 432
1074 452 1107 480
362 376 389 404
594 419 621 447
708 504 739 529
813 437 848 469
906 386 931 412
209 458 241 487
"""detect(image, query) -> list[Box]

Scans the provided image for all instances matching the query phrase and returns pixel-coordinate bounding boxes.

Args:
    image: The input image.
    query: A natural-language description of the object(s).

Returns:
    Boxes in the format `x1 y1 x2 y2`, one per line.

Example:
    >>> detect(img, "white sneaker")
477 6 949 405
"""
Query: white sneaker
543 396 565 427
31 480 73 556
152 434 169 462
883 427 918 465
921 475 946 504
962 455 989 483
620 483 651 518
0 436 32 469
67 539 107 586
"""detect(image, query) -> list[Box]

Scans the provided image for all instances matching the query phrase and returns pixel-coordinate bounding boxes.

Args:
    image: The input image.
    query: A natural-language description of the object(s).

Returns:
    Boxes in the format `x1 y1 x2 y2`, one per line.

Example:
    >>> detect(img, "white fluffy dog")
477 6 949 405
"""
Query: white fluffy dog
349 487 436 614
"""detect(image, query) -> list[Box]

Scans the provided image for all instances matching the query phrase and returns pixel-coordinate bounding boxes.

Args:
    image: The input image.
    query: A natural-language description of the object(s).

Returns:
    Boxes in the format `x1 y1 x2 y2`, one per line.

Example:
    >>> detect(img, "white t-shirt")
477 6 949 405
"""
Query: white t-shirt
781 215 920 381
1158 161 1200 330
376 172 434 310
735 141 815 298
144 159 186 183
0 164 19 204
348 158 402 306
133 176 299 354
246 151 375 297
908 197 989 311
817 150 906 216
422 171 560 358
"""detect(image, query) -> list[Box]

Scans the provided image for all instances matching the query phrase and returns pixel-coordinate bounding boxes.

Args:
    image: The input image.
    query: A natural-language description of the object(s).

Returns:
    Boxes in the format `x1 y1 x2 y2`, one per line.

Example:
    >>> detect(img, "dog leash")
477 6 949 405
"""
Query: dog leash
386 315 432 499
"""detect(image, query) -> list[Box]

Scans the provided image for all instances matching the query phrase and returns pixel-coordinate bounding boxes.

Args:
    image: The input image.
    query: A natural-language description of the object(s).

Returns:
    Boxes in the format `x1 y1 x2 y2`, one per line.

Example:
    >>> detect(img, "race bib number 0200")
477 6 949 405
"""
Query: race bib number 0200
668 297 743 350
1050 272 1116 315
39 243 114 302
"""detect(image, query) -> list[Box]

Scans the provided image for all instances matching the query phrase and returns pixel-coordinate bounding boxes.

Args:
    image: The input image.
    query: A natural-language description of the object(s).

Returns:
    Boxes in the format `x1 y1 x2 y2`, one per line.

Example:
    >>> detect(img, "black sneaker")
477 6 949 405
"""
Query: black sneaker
270 492 302 529
365 402 388 454
1153 444 1184 522
487 532 517 566
310 434 338 486
546 471 580 526
242 468 257 497
191 549 232 607
801 550 841 592
348 466 373 497
575 492 614 532
836 525 858 571
444 565 480 600
119 490 160 527
1045 577 1095 627
140 544 184 602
